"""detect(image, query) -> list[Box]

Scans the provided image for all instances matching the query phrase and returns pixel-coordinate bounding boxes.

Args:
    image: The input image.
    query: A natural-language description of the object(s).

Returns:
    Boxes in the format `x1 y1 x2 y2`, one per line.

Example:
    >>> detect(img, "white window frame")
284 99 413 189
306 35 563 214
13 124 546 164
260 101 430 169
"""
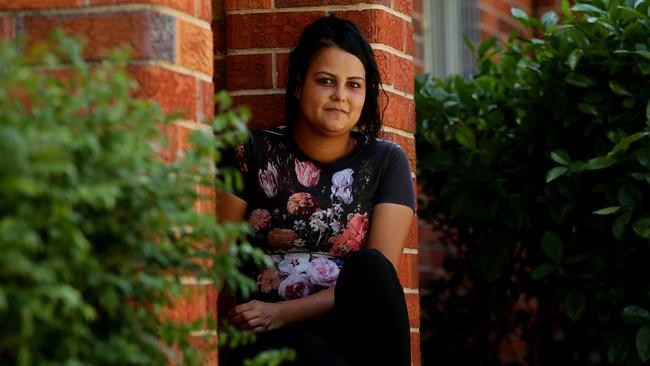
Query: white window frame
422 0 479 78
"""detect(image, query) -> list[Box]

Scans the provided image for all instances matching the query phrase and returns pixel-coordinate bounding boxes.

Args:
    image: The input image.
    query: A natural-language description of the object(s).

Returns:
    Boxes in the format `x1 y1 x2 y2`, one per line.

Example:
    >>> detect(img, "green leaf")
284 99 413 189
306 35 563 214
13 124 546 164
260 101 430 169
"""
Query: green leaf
634 50 650 59
565 288 586 321
584 156 616 170
609 132 649 155
550 149 572 165
475 250 502 282
618 6 647 20
623 306 650 324
623 98 635 108
618 185 642 207
606 331 631 363
532 263 556 279
511 7 530 26
546 167 568 183
636 146 650 168
632 218 650 239
593 206 621 215
578 102 599 116
541 231 563 263
638 326 650 362
462 33 476 53
609 79 634 96
567 49 583 70
454 124 477 150
478 38 497 57
561 0 573 18
565 72 594 87
572 4 607 15
541 11 559 27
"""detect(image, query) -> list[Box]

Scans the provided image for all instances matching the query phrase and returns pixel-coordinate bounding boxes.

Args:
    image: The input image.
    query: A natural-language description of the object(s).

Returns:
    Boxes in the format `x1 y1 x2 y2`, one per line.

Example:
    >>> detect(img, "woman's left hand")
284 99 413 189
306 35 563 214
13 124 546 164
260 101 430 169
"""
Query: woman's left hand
228 300 286 333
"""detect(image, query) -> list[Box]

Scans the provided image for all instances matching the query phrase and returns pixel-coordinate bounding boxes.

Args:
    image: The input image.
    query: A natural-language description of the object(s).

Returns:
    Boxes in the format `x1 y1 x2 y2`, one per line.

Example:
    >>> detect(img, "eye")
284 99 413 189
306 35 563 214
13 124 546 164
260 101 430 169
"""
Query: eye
348 81 362 89
317 78 334 86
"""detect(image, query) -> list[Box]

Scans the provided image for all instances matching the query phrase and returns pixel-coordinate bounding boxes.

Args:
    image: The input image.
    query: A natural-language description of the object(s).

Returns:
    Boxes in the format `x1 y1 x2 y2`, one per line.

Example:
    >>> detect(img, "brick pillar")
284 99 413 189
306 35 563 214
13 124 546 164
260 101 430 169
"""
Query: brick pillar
1 1 218 364
221 1 420 364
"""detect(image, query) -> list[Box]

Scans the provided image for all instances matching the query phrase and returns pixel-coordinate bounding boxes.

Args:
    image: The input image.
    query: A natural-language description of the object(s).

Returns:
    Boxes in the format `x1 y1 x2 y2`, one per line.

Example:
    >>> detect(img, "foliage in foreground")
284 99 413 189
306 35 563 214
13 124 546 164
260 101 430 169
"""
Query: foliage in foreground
416 0 650 364
0 33 269 365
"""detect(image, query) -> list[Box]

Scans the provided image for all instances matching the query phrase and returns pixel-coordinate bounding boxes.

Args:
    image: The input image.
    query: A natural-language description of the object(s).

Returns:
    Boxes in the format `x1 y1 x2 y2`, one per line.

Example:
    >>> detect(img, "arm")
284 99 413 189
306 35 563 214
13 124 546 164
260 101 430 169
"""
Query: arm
216 191 247 223
366 202 414 269
230 203 414 333
218 190 336 332
215 191 247 251
229 287 334 332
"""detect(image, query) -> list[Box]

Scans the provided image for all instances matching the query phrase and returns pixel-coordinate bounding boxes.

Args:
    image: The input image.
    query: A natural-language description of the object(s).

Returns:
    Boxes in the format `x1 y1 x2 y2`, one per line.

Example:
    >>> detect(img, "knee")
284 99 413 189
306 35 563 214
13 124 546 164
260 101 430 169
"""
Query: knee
340 249 396 282
335 248 405 310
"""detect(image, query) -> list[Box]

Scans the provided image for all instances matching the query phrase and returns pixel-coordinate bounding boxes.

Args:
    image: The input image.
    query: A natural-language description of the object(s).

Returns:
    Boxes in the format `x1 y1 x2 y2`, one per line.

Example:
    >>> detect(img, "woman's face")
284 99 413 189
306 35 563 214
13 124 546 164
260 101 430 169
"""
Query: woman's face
297 46 366 138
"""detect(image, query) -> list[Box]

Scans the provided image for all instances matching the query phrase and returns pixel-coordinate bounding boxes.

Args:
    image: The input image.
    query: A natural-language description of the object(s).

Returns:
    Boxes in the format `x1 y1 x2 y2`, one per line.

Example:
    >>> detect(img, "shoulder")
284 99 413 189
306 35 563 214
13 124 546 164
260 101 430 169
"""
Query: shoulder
366 136 408 161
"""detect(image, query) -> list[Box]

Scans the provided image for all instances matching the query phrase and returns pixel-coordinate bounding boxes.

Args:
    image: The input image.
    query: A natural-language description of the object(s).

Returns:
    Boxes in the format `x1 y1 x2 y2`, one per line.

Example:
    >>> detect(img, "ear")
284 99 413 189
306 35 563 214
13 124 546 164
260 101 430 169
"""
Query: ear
295 77 303 99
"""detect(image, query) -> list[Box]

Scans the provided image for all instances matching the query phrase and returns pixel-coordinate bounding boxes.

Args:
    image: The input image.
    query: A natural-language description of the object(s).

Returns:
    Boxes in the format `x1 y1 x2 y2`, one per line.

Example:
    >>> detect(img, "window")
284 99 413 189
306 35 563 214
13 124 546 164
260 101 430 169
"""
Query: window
421 0 479 78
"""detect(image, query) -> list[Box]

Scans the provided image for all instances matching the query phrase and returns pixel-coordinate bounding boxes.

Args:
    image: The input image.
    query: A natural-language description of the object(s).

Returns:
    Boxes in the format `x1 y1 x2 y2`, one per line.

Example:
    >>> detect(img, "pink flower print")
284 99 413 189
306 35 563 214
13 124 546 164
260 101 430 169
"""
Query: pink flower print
307 257 340 287
330 168 354 204
267 228 299 250
258 162 279 198
278 273 311 300
257 267 280 293
235 144 248 173
328 212 369 256
294 159 320 187
248 209 271 231
287 192 316 216
278 252 310 274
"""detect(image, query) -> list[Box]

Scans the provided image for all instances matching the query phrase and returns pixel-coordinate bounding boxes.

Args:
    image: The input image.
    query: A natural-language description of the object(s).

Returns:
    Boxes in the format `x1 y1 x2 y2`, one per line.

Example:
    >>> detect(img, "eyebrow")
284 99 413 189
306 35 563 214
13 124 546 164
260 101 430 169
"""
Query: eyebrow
315 71 365 81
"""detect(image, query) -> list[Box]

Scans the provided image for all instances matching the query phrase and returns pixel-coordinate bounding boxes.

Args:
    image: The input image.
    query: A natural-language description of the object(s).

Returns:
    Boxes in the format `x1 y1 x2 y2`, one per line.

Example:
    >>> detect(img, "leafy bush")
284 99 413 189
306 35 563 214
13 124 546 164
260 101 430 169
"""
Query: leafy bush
416 0 650 364
0 32 265 365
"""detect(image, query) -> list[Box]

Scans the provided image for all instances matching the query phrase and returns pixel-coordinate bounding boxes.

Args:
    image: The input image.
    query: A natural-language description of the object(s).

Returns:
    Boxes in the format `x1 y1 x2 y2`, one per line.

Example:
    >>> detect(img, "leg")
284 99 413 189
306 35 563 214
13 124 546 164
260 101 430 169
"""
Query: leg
334 249 411 366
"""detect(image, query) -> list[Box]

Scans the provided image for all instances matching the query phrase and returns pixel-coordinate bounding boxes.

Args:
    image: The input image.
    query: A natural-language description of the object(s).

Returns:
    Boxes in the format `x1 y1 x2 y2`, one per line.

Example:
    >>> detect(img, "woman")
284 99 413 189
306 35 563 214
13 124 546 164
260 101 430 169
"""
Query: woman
218 15 415 366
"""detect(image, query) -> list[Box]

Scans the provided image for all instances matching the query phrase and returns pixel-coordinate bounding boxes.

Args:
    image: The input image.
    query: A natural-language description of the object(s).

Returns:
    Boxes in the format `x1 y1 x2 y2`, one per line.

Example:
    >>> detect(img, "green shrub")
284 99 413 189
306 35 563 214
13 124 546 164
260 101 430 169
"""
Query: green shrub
416 0 650 364
0 32 265 365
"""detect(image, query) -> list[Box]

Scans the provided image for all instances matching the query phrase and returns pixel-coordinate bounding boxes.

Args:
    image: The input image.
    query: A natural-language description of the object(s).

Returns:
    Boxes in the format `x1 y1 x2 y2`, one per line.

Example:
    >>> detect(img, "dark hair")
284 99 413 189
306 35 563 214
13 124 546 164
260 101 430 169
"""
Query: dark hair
285 15 384 139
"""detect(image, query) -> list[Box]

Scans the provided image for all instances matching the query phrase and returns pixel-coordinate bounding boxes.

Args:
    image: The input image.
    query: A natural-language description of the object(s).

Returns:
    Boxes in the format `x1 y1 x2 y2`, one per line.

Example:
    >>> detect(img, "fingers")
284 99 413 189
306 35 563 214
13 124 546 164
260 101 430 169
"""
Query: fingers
228 301 270 332
227 301 257 321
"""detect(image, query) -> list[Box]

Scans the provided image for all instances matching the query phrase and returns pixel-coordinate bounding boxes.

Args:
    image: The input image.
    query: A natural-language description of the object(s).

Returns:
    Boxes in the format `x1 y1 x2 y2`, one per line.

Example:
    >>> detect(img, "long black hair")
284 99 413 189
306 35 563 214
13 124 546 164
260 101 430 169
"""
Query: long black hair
285 15 384 139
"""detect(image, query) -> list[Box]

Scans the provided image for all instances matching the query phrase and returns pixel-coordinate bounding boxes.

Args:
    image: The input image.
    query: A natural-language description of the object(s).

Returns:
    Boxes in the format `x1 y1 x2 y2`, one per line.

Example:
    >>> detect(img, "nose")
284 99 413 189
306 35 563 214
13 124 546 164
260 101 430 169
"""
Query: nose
331 84 346 101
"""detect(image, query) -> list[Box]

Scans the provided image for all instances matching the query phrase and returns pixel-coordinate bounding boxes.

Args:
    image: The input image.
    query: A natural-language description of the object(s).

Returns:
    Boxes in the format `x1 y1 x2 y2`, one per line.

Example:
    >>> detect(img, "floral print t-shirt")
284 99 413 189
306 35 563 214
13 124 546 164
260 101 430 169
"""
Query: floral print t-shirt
227 127 415 302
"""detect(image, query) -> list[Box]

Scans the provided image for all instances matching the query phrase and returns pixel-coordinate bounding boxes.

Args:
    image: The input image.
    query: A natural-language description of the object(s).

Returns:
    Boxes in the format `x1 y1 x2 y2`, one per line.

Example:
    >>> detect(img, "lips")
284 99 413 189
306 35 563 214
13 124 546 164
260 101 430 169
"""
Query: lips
325 108 347 114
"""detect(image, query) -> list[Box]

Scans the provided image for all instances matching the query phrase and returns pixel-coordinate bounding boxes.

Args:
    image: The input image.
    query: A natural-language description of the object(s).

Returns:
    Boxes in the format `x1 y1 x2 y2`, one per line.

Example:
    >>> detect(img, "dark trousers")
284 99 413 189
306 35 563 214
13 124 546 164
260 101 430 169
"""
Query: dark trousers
224 249 411 366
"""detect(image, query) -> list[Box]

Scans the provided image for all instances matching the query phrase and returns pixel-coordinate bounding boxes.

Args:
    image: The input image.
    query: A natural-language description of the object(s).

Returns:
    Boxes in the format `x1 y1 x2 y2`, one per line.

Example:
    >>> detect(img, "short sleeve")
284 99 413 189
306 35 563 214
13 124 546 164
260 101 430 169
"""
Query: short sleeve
374 144 415 212
217 130 256 202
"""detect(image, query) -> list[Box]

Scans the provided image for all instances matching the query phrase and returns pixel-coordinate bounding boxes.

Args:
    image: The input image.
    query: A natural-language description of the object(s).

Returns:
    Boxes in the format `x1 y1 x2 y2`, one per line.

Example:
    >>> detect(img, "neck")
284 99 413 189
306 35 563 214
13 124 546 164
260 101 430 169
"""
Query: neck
292 124 354 163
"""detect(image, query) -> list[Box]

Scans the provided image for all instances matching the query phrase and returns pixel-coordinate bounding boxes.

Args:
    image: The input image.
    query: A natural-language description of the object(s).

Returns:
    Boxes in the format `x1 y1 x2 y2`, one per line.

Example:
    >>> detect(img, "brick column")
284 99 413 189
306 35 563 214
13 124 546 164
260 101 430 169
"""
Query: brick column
0 1 218 364
221 1 420 364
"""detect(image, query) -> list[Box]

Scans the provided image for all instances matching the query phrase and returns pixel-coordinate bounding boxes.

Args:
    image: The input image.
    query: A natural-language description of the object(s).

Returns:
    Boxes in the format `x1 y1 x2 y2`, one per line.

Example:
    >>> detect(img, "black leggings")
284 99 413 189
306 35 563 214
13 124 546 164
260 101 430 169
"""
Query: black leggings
224 249 411 366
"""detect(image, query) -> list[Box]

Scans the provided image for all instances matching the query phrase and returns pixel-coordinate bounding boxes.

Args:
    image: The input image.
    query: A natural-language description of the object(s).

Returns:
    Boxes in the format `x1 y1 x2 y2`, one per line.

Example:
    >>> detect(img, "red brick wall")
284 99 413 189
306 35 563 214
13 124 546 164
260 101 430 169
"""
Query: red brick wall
1 1 219 364
217 0 420 364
